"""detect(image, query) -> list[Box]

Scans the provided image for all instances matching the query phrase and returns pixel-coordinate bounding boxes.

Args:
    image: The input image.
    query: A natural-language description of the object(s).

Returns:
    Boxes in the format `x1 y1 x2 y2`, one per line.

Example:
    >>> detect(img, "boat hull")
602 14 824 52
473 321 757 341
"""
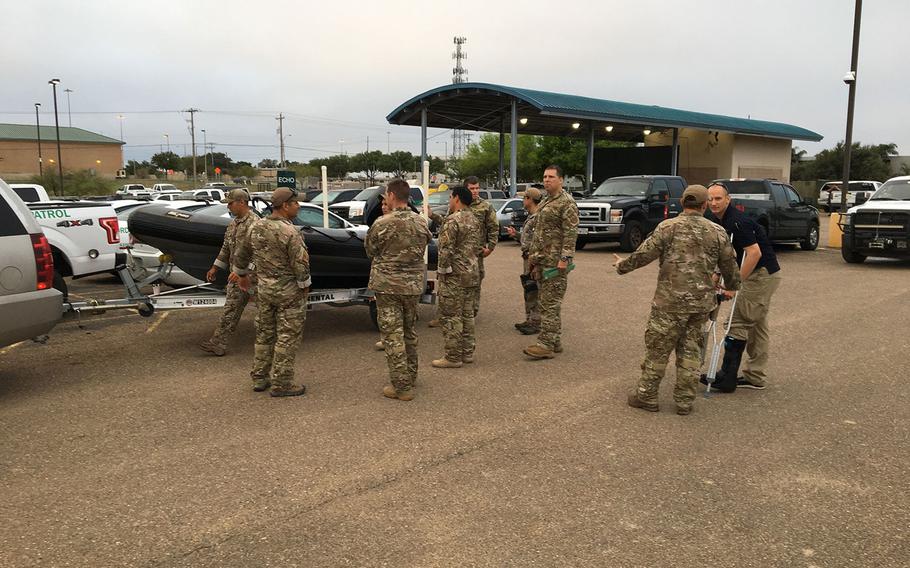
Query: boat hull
128 205 436 290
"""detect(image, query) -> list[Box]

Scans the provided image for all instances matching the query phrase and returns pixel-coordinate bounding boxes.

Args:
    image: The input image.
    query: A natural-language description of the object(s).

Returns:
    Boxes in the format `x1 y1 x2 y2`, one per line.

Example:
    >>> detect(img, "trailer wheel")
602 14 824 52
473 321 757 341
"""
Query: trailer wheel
137 302 155 317
369 301 379 330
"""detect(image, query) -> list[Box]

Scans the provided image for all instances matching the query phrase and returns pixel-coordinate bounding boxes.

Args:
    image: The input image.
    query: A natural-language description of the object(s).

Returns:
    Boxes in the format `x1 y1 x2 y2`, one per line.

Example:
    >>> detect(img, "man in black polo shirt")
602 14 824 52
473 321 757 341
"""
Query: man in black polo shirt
704 183 782 392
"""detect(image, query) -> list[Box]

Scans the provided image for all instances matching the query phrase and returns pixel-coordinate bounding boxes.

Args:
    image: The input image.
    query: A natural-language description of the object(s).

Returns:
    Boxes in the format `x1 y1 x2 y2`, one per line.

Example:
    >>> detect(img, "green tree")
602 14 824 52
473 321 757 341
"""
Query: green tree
125 160 153 177
350 150 384 185
151 151 182 171
805 142 897 182
309 154 350 179
454 134 540 183
382 150 415 178
258 158 279 168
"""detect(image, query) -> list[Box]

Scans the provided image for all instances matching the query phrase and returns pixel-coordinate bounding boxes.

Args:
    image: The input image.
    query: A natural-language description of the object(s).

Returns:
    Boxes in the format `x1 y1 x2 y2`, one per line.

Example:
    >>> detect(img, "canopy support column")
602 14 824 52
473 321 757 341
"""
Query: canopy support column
509 99 517 197
671 127 679 175
420 107 427 184
498 115 505 190
586 122 595 192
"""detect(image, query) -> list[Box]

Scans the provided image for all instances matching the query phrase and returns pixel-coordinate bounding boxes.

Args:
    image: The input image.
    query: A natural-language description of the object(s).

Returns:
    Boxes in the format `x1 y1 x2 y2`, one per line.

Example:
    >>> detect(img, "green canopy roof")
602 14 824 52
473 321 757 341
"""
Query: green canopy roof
387 83 822 142
0 123 123 145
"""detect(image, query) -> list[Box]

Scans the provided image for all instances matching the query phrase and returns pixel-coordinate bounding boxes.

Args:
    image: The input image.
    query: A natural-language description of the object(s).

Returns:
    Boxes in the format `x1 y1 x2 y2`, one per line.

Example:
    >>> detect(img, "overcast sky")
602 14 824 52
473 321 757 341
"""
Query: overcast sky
3 0 907 166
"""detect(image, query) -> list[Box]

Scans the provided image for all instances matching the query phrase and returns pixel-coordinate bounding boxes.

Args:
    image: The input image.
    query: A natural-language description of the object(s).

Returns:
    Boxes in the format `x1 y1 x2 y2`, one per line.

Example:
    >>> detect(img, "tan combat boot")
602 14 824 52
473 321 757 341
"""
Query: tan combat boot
432 357 463 368
383 385 415 401
374 340 384 351
523 344 555 359
627 394 659 412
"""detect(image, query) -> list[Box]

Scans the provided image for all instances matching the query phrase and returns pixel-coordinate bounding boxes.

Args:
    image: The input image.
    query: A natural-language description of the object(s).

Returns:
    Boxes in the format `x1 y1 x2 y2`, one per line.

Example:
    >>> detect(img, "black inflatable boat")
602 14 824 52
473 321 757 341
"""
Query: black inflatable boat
128 204 437 290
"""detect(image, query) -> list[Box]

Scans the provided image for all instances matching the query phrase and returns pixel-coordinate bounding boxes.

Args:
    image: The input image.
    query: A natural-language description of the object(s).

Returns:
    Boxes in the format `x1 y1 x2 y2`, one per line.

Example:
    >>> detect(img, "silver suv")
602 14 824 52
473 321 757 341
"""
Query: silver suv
0 179 63 348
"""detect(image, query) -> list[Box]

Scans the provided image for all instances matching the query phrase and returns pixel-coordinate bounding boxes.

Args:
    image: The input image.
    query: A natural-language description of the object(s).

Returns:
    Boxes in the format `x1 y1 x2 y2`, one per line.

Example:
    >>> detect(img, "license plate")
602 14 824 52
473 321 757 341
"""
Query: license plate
577 227 589 235
869 239 886 249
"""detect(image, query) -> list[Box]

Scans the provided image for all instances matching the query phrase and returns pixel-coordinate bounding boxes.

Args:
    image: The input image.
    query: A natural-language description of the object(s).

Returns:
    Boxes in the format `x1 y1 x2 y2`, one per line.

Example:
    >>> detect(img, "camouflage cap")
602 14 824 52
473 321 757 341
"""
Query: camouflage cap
220 188 251 203
682 184 708 206
271 187 299 208
524 187 543 202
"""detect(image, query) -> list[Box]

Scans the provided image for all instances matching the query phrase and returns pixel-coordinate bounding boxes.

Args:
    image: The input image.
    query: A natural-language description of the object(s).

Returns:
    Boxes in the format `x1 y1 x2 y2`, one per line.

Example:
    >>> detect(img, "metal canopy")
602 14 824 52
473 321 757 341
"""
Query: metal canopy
387 82 823 142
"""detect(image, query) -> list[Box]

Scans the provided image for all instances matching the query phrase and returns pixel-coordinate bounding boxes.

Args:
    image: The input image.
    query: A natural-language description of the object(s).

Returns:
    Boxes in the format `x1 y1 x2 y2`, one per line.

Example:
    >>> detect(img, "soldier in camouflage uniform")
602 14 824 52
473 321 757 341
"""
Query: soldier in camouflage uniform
614 185 740 415
235 187 311 397
523 166 579 360
506 187 543 334
432 186 481 368
365 179 432 401
466 176 499 317
200 189 257 357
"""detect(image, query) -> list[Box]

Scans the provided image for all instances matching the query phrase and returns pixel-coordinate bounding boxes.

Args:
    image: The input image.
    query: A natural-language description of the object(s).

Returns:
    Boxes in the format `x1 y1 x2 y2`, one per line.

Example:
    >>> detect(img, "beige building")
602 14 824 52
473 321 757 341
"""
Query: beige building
647 128 792 185
0 123 123 179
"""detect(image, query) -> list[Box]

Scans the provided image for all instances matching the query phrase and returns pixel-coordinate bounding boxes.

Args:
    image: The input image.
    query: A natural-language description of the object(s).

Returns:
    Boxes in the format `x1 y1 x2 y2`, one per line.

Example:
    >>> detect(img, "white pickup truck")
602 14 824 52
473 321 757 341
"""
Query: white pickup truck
27 198 123 297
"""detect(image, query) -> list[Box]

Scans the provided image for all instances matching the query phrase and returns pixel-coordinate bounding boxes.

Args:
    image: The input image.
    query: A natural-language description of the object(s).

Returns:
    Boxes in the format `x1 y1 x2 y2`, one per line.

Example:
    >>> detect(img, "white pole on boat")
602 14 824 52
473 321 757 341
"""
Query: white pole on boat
321 165 329 228
422 160 430 264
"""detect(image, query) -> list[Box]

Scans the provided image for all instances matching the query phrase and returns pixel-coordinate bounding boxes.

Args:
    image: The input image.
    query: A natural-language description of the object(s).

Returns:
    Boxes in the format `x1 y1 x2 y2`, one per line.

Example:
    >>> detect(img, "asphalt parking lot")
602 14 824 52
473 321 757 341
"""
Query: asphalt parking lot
1 221 908 568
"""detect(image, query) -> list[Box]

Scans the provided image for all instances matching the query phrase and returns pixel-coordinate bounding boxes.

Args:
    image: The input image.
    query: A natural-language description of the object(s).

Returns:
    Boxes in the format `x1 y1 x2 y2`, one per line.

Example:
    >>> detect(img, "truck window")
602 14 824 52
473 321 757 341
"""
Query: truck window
295 207 343 229
784 186 801 203
0 195 27 236
651 179 669 196
770 183 789 204
12 187 40 203
667 178 685 198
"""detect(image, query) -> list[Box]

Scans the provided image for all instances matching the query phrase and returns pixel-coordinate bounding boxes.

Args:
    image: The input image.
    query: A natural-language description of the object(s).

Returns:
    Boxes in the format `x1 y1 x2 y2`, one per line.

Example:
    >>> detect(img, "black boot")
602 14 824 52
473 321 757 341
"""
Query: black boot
712 336 747 393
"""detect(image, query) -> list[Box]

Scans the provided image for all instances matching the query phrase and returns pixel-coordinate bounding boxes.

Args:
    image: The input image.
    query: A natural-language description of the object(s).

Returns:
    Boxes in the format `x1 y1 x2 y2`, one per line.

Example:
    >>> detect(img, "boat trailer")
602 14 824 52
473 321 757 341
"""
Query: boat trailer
63 262 435 329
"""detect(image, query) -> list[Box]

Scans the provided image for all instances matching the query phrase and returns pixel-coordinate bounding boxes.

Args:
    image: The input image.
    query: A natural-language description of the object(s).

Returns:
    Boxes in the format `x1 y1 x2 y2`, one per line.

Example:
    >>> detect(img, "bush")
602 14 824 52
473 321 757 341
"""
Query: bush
32 170 120 197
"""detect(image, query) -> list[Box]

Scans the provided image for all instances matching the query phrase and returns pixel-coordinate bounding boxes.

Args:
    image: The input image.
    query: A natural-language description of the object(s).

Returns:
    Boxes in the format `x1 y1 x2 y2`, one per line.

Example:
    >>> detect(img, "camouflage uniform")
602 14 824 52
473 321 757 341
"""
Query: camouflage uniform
207 212 257 351
365 208 432 392
519 212 540 326
469 198 499 315
234 216 311 392
617 213 740 411
436 208 482 363
527 191 579 350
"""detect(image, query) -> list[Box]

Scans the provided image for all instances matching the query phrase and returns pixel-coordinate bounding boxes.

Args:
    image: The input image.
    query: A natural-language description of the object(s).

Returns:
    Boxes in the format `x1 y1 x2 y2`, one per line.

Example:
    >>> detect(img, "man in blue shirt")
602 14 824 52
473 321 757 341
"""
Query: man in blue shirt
704 182 782 392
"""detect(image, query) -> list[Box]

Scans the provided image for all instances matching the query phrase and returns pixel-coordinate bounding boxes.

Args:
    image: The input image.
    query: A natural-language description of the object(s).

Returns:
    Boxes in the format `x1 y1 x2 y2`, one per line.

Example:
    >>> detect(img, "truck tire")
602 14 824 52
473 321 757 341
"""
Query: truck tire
574 238 587 250
800 223 820 251
52 270 68 302
841 242 866 264
620 220 643 252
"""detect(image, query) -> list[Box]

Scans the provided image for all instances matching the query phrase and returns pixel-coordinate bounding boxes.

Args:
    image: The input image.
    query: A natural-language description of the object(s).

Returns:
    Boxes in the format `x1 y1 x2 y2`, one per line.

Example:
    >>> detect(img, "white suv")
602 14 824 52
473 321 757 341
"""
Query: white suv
0 180 63 347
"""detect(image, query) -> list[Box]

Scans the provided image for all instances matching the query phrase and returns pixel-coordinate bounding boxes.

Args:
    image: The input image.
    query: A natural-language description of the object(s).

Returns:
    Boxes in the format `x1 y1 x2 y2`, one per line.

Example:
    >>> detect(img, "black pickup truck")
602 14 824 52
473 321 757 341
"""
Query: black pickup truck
573 175 687 251
714 179 820 250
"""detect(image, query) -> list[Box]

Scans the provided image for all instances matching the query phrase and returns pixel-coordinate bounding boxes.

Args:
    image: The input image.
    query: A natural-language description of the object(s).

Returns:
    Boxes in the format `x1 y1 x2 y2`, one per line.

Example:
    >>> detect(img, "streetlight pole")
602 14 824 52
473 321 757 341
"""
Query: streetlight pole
64 88 73 127
49 79 64 195
202 129 208 180
164 133 170 153
117 115 125 141
339 139 345 155
387 130 390 153
34 103 43 176
840 0 863 213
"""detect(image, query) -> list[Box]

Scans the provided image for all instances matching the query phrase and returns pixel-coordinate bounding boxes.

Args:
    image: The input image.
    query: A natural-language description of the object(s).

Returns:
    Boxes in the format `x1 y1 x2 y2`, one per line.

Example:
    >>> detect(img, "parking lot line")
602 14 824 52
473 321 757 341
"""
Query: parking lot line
145 311 171 334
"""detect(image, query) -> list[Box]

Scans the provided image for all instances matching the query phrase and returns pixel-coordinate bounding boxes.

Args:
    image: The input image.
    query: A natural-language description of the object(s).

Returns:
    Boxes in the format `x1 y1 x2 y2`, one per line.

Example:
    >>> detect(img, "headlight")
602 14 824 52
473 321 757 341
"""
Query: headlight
841 213 852 226
350 203 365 216
609 209 623 223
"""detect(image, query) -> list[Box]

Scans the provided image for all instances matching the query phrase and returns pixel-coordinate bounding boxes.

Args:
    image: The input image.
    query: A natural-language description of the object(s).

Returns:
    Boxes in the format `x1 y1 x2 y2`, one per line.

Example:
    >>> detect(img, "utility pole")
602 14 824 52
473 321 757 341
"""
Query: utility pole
201 129 208 179
276 113 285 167
367 135 370 153
34 103 43 175
451 36 468 158
49 79 64 195
186 108 199 183
64 88 73 127
387 131 390 153
840 0 863 212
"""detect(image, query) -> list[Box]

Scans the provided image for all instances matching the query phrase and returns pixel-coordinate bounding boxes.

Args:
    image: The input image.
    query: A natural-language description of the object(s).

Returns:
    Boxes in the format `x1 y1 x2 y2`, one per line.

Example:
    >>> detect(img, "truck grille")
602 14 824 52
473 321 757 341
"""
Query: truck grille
578 207 605 222
853 211 909 234
330 206 350 220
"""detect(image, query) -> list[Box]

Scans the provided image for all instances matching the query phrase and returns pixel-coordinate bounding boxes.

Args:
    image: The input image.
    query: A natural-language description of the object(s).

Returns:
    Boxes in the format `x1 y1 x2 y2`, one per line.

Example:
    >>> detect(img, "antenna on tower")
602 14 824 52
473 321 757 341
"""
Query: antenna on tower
452 36 468 159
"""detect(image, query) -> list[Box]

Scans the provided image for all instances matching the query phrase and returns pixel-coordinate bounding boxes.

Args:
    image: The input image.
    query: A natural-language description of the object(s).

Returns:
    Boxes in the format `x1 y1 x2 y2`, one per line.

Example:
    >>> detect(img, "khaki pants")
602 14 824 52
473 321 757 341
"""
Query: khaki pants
728 268 782 386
